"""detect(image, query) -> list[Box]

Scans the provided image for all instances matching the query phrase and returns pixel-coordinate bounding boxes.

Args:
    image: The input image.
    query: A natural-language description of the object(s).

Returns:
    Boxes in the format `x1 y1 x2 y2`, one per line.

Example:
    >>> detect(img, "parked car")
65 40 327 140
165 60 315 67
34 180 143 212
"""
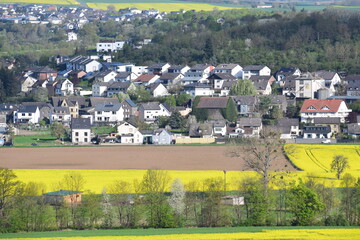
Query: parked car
31 143 38 146
321 139 331 144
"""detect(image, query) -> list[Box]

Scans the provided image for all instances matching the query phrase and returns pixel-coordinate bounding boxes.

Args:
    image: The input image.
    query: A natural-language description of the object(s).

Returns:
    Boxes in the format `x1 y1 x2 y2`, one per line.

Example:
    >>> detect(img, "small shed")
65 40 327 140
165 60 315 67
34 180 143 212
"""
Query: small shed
220 196 244 206
43 190 83 205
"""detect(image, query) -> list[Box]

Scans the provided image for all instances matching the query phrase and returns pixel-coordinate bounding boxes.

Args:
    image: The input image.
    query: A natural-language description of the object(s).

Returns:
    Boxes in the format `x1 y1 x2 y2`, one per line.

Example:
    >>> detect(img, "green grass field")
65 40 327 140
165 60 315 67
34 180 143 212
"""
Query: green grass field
1 226 360 240
13 131 64 146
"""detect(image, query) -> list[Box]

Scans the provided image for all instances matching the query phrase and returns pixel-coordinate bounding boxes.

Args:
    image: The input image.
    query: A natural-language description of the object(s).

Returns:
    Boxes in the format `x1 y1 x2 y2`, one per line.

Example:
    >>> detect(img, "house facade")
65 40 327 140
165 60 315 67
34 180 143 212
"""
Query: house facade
71 118 92 144
94 103 124 123
13 106 40 124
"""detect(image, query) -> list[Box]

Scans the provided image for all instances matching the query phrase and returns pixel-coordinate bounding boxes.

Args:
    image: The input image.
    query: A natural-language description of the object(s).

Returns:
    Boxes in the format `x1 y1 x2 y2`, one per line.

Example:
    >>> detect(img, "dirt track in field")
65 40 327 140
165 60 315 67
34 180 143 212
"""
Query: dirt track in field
0 146 296 171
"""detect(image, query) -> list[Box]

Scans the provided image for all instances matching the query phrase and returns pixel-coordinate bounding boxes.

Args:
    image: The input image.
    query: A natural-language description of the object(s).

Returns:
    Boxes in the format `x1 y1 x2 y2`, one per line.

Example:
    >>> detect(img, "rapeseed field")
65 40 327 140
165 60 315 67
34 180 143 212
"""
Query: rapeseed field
0 0 79 4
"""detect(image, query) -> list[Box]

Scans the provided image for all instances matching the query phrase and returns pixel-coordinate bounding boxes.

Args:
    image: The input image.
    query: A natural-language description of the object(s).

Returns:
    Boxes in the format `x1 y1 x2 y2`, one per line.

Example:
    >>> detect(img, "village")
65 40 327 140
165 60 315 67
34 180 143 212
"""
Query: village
0 50 359 146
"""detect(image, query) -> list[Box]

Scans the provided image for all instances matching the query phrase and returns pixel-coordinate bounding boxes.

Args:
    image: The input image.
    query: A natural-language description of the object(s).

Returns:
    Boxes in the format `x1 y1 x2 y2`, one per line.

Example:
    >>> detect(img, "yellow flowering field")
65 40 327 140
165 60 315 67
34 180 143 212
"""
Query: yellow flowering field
14 169 258 194
0 0 79 4
2 228 360 240
87 3 239 12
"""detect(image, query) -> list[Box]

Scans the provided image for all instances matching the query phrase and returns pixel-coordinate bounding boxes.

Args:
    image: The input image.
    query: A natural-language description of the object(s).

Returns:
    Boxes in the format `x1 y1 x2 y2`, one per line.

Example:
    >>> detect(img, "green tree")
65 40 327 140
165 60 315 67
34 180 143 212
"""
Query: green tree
157 116 170 128
221 98 237 122
116 92 130 103
164 95 176 107
192 96 208 122
258 96 271 116
30 87 49 102
169 111 185 129
331 155 350 180
287 181 324 225
50 122 66 140
176 93 191 106
168 178 185 227
229 79 256 96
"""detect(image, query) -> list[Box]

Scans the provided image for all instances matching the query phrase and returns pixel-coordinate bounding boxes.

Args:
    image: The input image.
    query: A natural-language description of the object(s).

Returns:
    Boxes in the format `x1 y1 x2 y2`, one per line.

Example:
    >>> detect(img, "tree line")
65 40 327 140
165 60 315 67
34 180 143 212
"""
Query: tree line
1 165 360 233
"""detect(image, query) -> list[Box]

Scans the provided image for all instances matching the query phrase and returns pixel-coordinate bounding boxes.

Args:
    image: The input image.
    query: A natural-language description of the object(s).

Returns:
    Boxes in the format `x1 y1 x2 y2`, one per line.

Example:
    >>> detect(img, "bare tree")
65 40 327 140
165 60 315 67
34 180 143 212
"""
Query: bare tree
331 155 350 180
228 128 285 190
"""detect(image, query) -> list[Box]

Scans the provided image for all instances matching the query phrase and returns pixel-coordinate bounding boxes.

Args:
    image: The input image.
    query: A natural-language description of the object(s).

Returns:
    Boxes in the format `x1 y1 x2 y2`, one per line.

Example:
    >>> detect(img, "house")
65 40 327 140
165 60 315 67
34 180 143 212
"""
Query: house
250 75 275 95
219 80 238 96
147 63 170 75
212 64 243 78
22 102 52 123
268 95 288 113
208 73 237 92
0 111 7 134
13 105 40 124
94 102 124 123
274 67 301 83
67 32 77 42
52 98 80 118
152 129 173 145
232 95 257 117
275 118 300 139
236 117 262 137
32 66 58 81
189 123 214 138
50 107 71 125
220 196 244 206
20 75 37 93
314 117 341 134
208 120 227 136
94 70 117 83
313 70 341 86
67 70 86 85
242 65 271 79
71 118 92 144
117 121 138 135
146 83 169 97
345 75 360 96
55 78 74 96
183 83 214 97
122 98 137 119
31 79 49 90
347 123 360 138
159 73 184 86
182 64 214 85
106 82 135 97
138 102 171 122
115 72 138 82
167 65 190 75
66 56 102 73
52 96 87 109
134 74 160 86
300 99 351 123
101 62 135 73
96 39 125 52
43 190 83 206
92 82 110 97
196 97 229 120
303 126 332 139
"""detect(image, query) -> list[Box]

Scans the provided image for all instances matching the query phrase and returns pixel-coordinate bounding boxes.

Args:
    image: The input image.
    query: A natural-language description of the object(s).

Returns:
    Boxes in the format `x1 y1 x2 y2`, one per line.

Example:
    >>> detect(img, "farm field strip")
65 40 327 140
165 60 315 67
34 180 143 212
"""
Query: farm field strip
2 228 360 240
86 3 239 11
0 0 79 4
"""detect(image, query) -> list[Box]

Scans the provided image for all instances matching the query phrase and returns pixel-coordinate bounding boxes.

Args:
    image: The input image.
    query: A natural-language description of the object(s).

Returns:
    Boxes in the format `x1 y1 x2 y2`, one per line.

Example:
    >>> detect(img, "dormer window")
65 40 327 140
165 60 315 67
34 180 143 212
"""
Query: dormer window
307 105 316 110
321 106 330 110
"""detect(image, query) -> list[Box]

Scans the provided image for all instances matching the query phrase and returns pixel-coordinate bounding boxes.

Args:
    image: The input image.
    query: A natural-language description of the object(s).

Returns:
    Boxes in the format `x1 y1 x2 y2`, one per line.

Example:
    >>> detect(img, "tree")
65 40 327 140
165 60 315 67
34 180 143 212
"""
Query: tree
176 93 191 106
228 128 285 190
56 172 86 192
169 111 185 129
168 178 185 226
258 96 271 116
286 181 324 225
221 98 237 123
229 79 256 96
192 96 208 121
331 155 350 180
116 92 130 103
30 87 49 102
50 122 66 140
164 95 176 107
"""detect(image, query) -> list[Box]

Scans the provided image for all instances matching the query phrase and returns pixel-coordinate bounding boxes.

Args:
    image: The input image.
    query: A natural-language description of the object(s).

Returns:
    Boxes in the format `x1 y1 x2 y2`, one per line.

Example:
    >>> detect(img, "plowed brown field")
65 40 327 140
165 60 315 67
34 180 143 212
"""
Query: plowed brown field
0 146 296 171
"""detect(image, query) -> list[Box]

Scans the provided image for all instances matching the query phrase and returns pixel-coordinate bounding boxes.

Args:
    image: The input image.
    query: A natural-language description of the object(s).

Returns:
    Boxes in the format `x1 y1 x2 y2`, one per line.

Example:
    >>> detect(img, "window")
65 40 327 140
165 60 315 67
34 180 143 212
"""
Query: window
29 113 32 116
97 111 101 114
75 132 79 136
75 138 79 142
22 113 25 116
112 111 116 114
85 132 88 136
299 80 304 85
84 138 88 142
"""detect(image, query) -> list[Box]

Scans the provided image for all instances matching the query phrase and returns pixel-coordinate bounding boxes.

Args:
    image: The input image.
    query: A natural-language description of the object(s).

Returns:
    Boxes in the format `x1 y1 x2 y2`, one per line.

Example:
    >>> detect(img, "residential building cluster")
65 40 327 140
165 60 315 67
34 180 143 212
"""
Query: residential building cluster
2 54 360 146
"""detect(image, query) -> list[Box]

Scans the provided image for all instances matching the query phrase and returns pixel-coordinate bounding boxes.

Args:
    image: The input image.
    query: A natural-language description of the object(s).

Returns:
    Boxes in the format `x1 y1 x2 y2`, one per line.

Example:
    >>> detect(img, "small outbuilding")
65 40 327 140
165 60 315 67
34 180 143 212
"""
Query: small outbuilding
43 190 83 206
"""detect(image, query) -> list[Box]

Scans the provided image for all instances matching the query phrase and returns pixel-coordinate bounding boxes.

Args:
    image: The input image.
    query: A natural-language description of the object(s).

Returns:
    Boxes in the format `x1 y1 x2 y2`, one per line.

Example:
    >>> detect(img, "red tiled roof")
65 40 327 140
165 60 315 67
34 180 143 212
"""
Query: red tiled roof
300 99 344 113
135 74 157 82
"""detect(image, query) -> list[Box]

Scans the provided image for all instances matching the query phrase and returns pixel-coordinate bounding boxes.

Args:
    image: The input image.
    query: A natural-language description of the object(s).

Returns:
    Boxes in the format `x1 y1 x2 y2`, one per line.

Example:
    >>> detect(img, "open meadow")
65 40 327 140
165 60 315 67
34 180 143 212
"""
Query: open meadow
1 226 360 240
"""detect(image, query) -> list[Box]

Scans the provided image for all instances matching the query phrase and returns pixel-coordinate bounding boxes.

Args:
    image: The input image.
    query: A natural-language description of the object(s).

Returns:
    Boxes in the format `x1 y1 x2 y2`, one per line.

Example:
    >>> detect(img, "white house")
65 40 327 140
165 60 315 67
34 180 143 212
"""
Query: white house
167 65 190 75
117 121 138 135
147 83 169 97
212 64 243 78
13 105 40 124
106 82 136 97
242 65 271 79
66 56 102 73
134 74 160 86
95 70 117 82
67 32 78 42
182 64 214 85
71 118 92 144
21 75 37 93
139 102 171 122
55 79 74 96
50 107 71 125
94 102 124 123
147 63 170 75
96 40 125 52
300 99 351 123
303 126 332 139
92 82 110 97
183 83 214 97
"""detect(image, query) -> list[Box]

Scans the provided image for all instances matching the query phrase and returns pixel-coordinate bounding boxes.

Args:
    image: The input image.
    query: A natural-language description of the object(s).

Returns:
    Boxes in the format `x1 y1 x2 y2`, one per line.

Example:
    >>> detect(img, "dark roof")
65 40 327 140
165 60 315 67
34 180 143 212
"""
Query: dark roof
53 107 70 114
282 75 297 90
237 118 262 127
34 66 57 73
269 95 287 105
345 74 360 81
95 70 115 78
116 72 132 78
250 76 272 90
148 62 169 69
214 63 239 70
90 97 120 107
303 125 331 134
183 83 212 89
159 72 183 80
95 102 122 111
190 64 212 71
208 73 237 80
232 95 257 105
276 118 299 133
243 65 267 71
313 70 337 80
313 117 341 124
108 81 131 89
52 96 86 108
347 123 360 134
123 98 137 107
197 97 229 109
22 102 51 108
71 118 92 129
168 65 187 71
189 123 213 137
17 105 38 113
141 102 161 110
222 80 238 89
43 190 83 196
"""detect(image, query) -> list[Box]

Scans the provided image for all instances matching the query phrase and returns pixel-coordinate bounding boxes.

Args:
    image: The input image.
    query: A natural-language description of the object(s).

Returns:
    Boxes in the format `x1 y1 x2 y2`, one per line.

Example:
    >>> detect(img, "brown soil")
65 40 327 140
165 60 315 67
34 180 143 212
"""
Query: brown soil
0 146 296 171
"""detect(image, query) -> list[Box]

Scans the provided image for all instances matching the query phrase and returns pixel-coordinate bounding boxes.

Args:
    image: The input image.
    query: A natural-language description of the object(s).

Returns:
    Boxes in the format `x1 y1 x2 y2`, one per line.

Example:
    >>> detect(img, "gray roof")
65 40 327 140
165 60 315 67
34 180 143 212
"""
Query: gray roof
123 98 137 107
17 105 38 113
189 123 213 137
159 72 182 80
95 70 115 78
52 96 86 108
183 83 211 89
238 118 262 127
190 64 212 71
168 65 187 71
208 119 226 128
108 81 131 89
303 125 331 134
232 95 257 106
90 97 120 107
197 97 229 109
214 63 239 70
141 102 161 110
22 102 52 109
313 117 341 124
269 95 287 105
208 73 237 80
53 107 70 114
345 74 360 81
95 102 122 111
243 65 267 71
222 80 238 89
250 76 271 90
313 70 337 80
71 118 91 129
276 118 298 133
116 72 132 78
148 62 169 69
347 123 360 134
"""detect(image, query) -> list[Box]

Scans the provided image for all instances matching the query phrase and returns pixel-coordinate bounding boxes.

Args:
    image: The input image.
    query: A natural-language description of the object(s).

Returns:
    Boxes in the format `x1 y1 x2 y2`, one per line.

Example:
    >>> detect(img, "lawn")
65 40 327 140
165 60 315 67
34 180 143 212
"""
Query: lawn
13 131 65 146
1 227 359 240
